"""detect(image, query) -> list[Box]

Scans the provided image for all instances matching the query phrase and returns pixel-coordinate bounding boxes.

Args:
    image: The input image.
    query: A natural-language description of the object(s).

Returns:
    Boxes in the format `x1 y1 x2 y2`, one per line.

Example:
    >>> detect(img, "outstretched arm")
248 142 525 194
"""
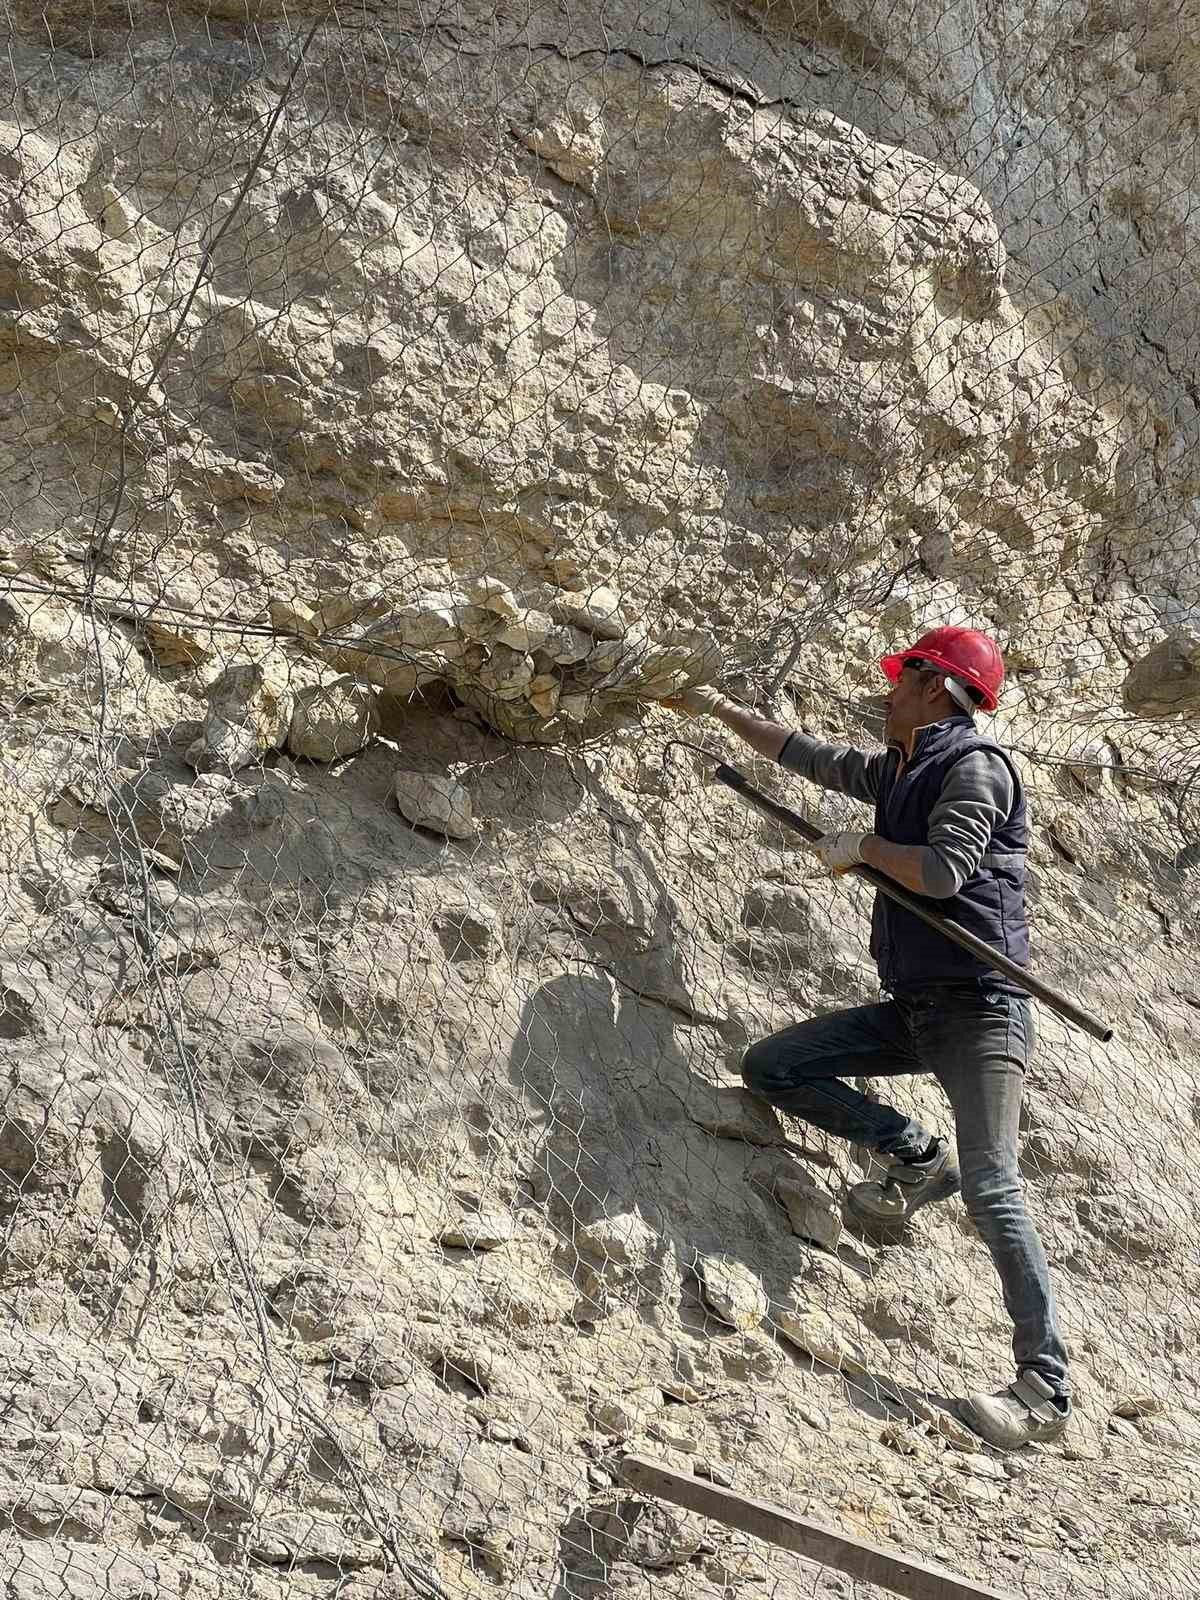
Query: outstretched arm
672 686 793 760
671 687 887 803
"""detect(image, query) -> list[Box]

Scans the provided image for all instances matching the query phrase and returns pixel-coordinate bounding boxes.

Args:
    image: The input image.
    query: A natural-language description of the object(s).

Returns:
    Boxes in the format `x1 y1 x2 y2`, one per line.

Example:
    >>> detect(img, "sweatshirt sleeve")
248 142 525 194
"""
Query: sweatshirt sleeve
777 729 890 805
922 751 1016 898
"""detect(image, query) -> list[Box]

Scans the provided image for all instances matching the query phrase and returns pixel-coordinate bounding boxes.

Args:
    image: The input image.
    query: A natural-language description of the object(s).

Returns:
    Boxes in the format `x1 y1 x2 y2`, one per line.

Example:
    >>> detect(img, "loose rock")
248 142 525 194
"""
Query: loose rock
697 1254 769 1331
776 1172 843 1251
1123 628 1200 718
1112 1393 1165 1420
584 1495 705 1570
775 1306 878 1374
185 652 294 773
393 770 475 839
549 584 628 640
689 1084 786 1146
576 1210 659 1267
439 1212 515 1251
287 676 380 761
587 1387 660 1437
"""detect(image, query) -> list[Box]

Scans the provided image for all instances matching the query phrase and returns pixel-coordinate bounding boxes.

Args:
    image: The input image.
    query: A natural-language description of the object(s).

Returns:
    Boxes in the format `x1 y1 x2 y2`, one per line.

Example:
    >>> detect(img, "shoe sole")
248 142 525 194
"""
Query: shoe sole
846 1169 961 1231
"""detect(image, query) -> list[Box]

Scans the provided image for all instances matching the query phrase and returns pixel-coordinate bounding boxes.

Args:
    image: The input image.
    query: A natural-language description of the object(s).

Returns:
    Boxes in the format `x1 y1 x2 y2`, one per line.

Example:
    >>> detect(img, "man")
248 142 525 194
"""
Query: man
670 626 1070 1451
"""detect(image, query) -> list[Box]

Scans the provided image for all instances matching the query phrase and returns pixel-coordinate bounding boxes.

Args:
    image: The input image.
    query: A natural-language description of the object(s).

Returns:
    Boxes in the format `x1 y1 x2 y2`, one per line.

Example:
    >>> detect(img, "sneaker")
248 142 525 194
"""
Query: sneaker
959 1370 1071 1451
846 1136 961 1229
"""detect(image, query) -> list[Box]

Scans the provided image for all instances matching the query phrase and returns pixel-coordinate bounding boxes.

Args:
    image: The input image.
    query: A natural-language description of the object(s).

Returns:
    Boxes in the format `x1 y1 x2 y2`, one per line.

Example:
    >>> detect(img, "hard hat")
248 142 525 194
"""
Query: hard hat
879 626 1005 712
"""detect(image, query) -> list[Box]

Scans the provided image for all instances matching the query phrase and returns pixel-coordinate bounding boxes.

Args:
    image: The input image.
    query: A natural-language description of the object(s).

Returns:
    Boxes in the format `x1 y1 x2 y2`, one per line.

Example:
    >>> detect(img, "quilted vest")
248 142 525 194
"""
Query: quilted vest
870 715 1030 992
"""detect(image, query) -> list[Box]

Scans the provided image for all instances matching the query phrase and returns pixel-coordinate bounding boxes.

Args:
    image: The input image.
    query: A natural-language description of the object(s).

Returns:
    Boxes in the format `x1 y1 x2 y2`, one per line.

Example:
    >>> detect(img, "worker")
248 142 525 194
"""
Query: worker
669 627 1070 1450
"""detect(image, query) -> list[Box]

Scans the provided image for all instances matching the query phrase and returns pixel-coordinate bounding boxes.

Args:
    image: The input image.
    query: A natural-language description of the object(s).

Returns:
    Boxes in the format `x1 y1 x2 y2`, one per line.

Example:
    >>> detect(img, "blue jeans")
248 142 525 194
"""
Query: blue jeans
742 985 1070 1397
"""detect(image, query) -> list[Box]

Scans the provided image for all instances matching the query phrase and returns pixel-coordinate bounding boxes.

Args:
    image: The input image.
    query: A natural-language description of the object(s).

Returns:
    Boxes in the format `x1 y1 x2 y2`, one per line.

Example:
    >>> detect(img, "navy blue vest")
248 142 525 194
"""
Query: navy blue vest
870 715 1030 993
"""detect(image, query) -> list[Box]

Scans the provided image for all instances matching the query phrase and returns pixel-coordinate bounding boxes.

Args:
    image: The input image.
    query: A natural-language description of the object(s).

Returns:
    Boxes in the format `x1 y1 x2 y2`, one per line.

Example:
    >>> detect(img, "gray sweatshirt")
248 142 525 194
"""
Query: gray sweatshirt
778 725 1016 899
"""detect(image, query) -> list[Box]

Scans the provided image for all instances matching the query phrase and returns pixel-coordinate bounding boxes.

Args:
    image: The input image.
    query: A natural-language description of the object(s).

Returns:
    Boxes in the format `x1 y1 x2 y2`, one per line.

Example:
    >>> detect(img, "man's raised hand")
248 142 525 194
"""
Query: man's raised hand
661 684 726 718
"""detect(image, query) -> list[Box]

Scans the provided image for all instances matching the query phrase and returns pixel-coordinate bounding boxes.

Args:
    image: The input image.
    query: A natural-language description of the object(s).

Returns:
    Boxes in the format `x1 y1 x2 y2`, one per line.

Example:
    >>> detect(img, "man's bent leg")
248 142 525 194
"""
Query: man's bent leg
741 1002 930 1158
918 992 1070 1397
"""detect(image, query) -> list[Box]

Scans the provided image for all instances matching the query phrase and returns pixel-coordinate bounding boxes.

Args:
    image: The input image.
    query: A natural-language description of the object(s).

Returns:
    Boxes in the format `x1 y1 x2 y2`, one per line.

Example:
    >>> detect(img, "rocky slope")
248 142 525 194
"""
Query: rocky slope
1 5 1199 1599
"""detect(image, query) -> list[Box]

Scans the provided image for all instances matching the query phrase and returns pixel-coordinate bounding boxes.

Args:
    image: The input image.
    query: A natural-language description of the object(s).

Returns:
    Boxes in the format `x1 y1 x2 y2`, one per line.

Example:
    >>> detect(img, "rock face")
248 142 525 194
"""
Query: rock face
1 9 1200 1600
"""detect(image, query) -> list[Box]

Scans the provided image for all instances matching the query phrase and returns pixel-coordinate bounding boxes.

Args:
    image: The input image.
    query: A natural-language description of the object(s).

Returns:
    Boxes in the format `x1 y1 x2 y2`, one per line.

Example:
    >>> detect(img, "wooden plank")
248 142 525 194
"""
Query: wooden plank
619 1454 1019 1600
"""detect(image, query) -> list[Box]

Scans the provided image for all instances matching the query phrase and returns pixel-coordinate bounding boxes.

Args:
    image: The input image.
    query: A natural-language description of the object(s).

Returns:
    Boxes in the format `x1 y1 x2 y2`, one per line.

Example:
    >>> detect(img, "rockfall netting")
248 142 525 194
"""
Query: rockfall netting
1 4 1198 1599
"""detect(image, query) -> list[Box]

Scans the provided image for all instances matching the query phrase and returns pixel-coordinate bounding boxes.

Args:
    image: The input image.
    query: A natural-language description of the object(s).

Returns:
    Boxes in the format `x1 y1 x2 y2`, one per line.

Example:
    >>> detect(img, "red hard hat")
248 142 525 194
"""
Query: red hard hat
880 626 1005 711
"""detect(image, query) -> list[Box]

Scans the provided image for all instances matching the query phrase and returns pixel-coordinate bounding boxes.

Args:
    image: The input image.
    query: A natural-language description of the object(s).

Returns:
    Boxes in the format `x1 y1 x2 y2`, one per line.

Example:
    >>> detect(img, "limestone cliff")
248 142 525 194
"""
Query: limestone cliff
0 6 1198 1600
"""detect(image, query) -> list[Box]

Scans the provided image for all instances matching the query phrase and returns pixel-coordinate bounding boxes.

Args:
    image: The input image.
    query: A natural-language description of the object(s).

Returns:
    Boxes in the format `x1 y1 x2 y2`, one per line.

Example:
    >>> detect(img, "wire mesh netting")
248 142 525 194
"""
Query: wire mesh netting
1 3 1198 1598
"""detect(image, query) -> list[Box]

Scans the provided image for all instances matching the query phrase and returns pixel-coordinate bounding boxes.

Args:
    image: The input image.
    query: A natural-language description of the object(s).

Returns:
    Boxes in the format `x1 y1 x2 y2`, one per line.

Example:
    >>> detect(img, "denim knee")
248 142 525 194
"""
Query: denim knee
960 1161 1025 1222
741 1039 776 1096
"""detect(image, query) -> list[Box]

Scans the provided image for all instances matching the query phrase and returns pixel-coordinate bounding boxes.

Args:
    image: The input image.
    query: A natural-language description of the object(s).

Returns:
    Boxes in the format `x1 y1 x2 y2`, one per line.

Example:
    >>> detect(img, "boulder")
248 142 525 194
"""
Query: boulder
697 1254 769 1330
775 1304 881 1375
549 584 629 640
287 676 380 761
185 652 294 773
438 1211 515 1251
393 771 475 839
1122 628 1200 718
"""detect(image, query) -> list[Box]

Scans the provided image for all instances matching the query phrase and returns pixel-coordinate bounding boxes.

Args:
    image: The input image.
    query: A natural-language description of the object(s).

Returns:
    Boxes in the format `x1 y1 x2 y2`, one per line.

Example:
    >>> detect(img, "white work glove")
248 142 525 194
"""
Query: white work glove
813 830 867 873
662 684 727 717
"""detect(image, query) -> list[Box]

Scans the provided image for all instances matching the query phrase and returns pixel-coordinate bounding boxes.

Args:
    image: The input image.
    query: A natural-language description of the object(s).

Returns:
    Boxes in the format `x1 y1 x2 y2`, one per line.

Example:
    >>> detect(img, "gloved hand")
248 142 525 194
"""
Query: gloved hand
661 684 727 717
813 831 867 873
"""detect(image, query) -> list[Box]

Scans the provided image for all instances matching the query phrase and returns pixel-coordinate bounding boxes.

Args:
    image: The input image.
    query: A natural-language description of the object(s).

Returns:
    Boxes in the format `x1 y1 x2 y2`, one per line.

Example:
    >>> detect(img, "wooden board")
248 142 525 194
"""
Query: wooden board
619 1454 1020 1600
